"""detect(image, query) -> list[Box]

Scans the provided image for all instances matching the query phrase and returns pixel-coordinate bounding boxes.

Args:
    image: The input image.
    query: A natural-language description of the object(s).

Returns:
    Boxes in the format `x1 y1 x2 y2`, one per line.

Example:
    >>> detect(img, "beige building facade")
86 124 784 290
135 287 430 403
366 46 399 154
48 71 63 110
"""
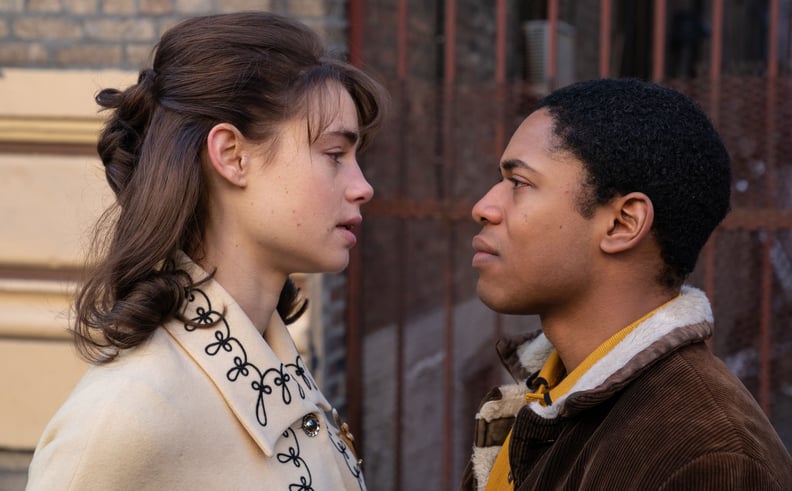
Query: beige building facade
0 68 132 450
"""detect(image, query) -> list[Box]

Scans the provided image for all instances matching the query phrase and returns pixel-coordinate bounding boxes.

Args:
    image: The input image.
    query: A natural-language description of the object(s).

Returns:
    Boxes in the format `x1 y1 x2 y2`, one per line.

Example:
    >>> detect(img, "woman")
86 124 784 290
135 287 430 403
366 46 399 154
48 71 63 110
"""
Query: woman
27 12 386 490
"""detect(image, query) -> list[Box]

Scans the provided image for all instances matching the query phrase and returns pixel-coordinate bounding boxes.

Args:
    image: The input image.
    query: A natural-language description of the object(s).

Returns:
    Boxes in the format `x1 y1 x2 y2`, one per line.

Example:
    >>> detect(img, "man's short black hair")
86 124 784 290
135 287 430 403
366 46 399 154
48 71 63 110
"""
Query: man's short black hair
536 78 731 289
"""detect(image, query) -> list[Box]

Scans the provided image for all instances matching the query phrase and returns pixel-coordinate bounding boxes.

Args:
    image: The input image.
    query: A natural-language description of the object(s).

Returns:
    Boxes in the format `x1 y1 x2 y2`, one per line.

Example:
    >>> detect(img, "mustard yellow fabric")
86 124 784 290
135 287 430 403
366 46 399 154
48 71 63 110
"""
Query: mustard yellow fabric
485 429 513 490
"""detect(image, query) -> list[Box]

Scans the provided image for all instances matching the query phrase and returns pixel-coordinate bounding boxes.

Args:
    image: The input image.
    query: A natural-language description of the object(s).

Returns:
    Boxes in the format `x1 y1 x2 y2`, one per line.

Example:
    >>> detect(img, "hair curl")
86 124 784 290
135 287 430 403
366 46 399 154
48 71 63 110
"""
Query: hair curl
75 12 387 362
536 79 731 289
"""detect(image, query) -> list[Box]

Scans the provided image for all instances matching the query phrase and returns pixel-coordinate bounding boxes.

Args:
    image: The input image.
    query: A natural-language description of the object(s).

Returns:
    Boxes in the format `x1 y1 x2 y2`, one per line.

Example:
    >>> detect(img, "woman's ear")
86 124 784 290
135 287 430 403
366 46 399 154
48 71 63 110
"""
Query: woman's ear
206 123 248 187
600 192 654 254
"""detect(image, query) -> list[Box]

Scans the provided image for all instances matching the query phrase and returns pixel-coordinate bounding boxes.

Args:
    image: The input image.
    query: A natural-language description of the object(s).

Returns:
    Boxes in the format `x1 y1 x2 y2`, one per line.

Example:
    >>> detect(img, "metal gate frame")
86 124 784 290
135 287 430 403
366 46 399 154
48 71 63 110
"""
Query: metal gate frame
346 1 792 489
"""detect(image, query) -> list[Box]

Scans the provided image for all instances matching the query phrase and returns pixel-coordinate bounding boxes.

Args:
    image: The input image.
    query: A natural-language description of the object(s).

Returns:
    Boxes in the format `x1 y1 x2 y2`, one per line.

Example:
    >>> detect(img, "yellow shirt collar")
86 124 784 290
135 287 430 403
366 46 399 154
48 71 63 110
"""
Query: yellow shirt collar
525 298 677 406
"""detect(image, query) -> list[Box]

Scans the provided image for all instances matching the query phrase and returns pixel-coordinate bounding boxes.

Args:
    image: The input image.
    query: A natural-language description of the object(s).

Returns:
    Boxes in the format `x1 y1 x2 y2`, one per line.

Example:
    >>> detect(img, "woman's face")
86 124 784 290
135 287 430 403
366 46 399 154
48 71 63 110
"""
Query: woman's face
226 82 374 277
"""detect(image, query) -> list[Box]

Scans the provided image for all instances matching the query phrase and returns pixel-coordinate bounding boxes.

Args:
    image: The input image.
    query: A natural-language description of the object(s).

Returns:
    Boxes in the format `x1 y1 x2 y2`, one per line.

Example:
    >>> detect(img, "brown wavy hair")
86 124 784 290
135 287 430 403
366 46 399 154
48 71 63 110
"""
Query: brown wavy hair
75 12 387 363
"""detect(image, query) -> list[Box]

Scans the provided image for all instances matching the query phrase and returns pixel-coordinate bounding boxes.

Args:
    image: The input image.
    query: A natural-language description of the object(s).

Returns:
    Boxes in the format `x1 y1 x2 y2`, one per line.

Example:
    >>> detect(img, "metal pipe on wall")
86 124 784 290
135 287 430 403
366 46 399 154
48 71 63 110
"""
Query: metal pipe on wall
548 0 559 88
599 0 612 78
652 0 666 81
759 0 781 417
345 0 365 461
442 1 457 487
703 0 724 317
394 2 409 488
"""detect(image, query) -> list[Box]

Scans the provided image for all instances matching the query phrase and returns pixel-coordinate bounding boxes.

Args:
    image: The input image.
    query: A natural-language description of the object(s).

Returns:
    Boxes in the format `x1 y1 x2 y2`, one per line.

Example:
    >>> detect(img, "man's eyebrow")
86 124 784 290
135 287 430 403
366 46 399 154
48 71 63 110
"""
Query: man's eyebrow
500 159 539 173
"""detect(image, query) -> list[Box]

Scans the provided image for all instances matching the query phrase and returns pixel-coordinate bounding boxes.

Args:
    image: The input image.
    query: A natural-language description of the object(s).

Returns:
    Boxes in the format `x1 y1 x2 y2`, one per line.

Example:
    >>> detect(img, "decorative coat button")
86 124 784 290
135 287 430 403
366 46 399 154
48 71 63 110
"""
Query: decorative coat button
302 413 320 437
333 408 362 465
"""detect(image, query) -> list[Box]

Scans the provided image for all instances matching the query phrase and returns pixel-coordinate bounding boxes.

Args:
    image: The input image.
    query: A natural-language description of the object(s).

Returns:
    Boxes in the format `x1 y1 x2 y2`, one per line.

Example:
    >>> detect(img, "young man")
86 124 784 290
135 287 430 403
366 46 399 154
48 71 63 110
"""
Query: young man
462 79 792 490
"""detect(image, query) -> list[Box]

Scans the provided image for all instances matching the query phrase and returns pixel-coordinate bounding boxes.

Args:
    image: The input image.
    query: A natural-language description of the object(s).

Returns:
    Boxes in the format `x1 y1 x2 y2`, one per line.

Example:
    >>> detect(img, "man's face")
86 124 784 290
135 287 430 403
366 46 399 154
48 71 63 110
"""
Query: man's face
471 109 601 316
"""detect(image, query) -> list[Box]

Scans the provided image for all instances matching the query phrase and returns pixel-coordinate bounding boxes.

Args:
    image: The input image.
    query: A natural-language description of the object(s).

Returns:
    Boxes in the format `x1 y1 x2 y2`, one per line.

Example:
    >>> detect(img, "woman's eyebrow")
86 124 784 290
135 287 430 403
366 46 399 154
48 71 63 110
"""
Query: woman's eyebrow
321 129 360 146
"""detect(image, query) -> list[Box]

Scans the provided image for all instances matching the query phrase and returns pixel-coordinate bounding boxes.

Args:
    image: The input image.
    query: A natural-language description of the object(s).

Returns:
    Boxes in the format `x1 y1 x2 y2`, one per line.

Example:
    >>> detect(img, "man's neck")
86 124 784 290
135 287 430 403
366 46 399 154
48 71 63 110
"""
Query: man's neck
541 286 679 372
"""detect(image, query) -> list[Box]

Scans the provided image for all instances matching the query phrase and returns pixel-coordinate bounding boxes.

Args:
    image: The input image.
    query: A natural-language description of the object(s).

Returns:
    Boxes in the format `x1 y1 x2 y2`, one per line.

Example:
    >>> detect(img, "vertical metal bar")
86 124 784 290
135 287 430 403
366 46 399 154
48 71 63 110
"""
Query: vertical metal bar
788 5 792 68
443 228 456 491
704 0 722 319
704 1 723 320
758 0 780 416
348 0 364 66
443 1 457 488
548 0 559 88
494 0 507 342
710 0 723 123
398 0 408 80
703 234 717 323
495 0 506 84
395 2 408 487
495 0 506 160
346 230 364 452
759 234 773 415
652 0 666 81
702 0 722 309
768 0 780 82
345 0 364 459
599 0 612 78
395 207 406 490
444 0 457 86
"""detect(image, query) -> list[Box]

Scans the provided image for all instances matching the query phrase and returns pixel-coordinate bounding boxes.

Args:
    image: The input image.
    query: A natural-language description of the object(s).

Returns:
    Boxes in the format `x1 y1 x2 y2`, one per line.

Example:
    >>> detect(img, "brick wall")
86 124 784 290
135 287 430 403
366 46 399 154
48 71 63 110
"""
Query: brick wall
0 0 348 69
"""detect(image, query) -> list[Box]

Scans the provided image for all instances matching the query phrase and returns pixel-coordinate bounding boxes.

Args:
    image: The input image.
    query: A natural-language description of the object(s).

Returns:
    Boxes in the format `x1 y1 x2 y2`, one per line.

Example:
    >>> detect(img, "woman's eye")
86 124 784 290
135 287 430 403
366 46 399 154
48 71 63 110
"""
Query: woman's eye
508 177 528 188
327 152 343 163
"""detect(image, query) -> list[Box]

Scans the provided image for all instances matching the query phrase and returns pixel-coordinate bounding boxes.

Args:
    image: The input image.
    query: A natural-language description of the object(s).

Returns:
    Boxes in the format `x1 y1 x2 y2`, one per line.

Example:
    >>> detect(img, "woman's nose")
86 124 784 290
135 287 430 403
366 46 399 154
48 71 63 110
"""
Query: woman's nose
348 163 374 204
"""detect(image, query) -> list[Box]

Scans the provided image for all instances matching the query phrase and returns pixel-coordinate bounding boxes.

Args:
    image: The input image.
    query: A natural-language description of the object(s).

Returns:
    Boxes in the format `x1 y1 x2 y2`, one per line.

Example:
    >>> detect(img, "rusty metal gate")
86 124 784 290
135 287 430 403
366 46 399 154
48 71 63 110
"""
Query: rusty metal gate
344 1 792 489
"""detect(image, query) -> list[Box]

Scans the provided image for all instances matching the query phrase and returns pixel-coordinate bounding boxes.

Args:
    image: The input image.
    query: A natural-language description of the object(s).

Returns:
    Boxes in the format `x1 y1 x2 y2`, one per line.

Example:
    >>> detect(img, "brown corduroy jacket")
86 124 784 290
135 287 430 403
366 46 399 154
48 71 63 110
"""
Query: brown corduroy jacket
460 287 792 490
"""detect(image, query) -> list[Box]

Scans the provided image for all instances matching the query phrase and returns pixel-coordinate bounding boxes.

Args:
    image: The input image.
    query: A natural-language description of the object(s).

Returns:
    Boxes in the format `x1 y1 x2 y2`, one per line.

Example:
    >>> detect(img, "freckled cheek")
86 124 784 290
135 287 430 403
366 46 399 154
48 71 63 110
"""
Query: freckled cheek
290 208 302 227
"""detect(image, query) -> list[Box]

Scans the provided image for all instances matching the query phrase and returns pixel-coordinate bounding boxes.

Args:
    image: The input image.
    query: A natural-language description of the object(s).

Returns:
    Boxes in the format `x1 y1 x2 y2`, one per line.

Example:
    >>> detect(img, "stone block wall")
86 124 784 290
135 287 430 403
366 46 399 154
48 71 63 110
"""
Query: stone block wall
0 0 348 69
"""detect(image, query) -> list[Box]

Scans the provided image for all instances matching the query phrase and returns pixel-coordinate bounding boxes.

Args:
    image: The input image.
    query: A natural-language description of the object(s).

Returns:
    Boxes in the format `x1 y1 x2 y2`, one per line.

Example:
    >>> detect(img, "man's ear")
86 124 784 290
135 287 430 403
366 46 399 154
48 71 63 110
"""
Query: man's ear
206 123 248 187
600 192 654 254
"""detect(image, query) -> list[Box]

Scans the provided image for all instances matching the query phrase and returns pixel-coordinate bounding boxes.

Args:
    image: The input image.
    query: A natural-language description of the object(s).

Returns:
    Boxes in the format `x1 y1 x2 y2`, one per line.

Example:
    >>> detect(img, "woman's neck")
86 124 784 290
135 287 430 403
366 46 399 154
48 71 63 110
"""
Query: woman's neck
192 246 285 336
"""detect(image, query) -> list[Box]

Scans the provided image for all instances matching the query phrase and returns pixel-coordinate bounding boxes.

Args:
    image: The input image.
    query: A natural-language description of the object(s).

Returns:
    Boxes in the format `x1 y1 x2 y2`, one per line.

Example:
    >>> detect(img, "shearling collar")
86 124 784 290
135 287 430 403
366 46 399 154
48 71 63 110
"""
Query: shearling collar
163 254 330 457
497 286 713 419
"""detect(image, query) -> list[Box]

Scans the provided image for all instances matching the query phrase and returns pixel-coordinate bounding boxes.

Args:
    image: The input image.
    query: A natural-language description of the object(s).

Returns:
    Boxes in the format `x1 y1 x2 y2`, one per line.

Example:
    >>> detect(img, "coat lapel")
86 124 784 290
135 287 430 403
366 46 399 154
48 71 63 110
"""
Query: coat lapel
164 257 330 457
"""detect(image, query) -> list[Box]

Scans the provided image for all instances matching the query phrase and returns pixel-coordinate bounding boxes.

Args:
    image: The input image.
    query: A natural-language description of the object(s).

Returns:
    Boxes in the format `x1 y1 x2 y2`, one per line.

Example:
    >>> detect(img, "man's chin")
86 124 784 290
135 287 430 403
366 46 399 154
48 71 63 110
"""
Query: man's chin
476 284 534 315
476 285 510 313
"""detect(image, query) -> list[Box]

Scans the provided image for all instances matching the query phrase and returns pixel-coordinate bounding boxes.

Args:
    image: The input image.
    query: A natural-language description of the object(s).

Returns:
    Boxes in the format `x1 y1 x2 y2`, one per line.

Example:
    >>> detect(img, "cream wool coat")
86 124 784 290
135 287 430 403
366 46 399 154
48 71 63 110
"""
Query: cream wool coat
27 259 365 491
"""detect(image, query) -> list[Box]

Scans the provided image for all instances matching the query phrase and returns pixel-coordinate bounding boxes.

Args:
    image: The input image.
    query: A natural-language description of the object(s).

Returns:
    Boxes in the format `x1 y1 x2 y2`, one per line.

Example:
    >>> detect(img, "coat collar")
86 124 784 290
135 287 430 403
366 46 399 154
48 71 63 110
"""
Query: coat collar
163 253 330 457
497 286 714 419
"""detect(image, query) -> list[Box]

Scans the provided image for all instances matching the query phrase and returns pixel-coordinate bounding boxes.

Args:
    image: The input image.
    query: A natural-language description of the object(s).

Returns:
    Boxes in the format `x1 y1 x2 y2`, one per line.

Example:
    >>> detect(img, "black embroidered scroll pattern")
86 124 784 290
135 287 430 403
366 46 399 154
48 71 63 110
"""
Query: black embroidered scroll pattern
286 356 318 398
328 431 364 490
182 287 318 428
277 428 314 491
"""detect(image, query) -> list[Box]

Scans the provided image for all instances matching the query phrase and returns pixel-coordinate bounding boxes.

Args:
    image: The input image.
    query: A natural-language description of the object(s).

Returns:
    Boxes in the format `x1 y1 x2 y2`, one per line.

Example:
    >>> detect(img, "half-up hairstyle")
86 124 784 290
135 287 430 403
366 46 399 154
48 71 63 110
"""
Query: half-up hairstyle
75 12 387 362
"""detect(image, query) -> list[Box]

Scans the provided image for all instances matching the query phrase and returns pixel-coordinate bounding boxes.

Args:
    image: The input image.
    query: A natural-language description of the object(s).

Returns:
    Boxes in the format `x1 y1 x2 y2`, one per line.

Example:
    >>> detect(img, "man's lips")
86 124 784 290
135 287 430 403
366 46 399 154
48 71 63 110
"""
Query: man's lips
472 235 498 266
